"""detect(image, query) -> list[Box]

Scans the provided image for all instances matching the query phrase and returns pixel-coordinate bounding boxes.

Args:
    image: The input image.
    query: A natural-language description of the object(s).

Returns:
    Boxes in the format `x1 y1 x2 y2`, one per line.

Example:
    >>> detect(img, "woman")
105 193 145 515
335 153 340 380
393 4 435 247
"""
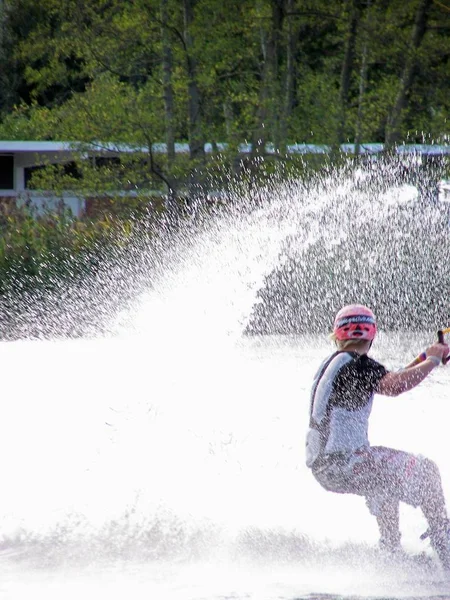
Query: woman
306 304 450 569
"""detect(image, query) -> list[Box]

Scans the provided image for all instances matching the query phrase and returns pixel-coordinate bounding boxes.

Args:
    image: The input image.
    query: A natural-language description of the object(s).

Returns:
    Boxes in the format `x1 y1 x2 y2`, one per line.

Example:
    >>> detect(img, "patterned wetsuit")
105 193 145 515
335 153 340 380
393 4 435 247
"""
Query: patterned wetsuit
306 351 449 555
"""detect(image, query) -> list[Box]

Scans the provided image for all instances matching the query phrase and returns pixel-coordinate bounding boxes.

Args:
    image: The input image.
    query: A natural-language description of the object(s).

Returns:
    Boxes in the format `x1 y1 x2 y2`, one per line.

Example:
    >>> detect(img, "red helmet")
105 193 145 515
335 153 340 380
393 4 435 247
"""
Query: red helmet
333 304 377 341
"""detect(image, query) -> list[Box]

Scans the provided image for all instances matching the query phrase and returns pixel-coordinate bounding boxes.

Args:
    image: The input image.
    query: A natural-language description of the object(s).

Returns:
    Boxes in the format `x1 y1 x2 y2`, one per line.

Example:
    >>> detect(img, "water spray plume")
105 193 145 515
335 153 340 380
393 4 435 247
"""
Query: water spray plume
0 156 448 598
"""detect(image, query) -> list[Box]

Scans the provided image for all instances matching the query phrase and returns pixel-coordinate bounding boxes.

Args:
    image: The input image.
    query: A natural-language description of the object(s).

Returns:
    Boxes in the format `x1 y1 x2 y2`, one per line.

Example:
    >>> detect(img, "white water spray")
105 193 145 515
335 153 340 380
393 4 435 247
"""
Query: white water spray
1 163 449 599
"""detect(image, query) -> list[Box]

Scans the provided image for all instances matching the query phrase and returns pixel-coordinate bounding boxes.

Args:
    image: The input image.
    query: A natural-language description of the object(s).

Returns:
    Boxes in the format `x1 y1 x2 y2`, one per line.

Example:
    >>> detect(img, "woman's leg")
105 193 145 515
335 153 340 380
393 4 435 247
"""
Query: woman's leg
313 449 403 550
357 447 450 566
414 457 450 568
376 499 401 552
313 447 450 565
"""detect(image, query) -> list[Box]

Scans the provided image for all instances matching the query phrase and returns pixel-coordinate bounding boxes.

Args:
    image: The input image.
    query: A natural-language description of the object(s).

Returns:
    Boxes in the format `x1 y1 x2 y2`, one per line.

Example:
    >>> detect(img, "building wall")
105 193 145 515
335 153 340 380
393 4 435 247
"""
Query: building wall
0 148 85 217
16 194 85 217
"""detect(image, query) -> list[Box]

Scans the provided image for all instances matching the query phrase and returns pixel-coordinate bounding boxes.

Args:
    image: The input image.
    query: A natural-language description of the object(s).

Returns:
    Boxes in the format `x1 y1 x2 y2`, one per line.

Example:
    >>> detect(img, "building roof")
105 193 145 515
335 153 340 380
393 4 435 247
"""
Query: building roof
0 141 75 152
0 140 449 156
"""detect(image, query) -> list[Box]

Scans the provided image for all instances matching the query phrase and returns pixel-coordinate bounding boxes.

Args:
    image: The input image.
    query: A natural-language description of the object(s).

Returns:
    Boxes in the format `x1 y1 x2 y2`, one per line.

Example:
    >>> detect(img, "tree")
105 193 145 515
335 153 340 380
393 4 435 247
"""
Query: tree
337 0 363 144
250 0 286 154
385 0 434 146
0 0 449 180
161 0 175 163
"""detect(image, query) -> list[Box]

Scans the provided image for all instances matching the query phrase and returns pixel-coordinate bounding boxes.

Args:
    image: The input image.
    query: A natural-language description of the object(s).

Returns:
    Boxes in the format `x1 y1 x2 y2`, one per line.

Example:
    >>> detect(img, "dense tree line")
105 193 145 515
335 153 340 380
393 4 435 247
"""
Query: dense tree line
0 0 449 200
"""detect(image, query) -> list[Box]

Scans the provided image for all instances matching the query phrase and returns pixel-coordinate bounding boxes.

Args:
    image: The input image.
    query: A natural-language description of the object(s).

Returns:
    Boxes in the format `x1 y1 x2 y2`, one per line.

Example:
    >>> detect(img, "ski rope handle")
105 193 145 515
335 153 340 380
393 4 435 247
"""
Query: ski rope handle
437 329 450 365
413 327 450 366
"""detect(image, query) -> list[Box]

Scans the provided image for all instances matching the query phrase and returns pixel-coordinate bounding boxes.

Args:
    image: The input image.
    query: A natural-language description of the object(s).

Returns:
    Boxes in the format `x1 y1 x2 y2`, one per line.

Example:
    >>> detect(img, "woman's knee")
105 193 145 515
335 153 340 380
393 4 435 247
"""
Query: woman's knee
417 457 444 499
421 457 441 482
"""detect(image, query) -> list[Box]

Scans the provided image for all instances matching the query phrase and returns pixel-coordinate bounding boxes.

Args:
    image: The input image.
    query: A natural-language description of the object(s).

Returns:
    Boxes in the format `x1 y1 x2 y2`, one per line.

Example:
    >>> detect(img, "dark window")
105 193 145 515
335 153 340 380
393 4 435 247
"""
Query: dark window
25 161 81 188
24 165 45 188
93 156 121 168
0 155 14 190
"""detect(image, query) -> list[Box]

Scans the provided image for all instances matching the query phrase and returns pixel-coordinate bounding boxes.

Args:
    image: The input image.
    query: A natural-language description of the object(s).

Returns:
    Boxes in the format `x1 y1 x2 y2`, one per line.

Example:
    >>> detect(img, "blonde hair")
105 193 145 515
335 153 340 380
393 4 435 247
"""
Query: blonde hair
330 335 371 351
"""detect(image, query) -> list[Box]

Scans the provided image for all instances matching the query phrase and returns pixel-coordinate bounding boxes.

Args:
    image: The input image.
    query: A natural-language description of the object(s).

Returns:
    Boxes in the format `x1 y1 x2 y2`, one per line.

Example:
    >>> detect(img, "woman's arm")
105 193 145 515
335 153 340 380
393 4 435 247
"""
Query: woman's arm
377 342 448 397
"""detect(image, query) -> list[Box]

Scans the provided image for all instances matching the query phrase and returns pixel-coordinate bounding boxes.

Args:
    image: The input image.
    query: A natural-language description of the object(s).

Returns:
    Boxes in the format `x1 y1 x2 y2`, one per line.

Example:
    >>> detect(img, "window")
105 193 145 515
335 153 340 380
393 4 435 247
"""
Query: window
25 161 82 188
0 155 14 190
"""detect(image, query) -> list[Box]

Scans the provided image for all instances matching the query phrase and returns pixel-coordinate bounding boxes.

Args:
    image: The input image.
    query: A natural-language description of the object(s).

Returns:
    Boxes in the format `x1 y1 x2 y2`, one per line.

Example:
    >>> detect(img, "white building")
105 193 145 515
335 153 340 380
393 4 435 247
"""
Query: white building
1 140 449 216
0 140 196 216
0 141 91 216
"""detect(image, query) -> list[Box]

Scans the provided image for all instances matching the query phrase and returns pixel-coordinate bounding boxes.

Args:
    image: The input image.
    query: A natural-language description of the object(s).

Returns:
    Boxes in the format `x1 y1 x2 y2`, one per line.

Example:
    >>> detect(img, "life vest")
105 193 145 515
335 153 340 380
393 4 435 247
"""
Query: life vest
306 351 387 469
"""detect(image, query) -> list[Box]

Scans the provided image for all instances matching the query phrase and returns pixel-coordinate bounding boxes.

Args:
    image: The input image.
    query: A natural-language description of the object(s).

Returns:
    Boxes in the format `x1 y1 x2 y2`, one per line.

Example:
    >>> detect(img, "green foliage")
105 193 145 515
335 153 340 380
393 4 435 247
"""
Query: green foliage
0 102 60 140
290 69 341 144
0 205 103 296
0 0 449 189
0 195 156 302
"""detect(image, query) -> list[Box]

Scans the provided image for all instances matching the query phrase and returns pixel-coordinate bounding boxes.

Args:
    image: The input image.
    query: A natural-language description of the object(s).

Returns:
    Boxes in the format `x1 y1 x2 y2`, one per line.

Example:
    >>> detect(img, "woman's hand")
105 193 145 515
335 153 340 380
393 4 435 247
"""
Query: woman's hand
425 342 449 363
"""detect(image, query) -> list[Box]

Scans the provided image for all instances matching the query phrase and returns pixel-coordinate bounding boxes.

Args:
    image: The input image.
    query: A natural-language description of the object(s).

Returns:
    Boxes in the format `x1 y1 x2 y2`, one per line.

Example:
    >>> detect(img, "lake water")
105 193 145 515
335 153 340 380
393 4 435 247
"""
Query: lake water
1 333 450 599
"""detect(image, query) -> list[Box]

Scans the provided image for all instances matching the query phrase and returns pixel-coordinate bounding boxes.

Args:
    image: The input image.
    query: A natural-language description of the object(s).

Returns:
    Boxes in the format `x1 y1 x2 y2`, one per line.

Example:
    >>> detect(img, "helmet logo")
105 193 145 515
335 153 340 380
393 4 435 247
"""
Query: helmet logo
335 315 376 328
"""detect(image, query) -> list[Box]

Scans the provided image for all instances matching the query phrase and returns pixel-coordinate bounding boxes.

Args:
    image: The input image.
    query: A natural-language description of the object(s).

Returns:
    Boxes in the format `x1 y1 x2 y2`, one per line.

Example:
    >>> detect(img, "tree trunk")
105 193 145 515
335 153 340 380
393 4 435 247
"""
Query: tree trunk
280 0 295 147
385 0 433 147
251 0 285 156
0 0 4 48
338 0 362 144
354 0 372 154
161 0 175 164
183 0 205 165
182 0 206 204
